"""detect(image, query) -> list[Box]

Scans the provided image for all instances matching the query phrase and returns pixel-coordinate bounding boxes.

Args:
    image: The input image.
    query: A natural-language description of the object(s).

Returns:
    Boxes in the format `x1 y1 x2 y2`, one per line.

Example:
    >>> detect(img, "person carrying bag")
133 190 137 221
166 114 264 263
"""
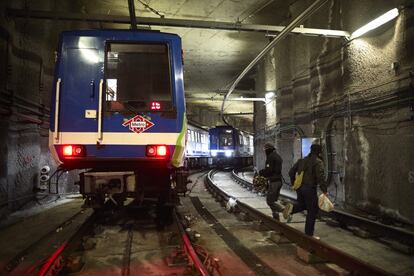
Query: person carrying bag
283 144 330 237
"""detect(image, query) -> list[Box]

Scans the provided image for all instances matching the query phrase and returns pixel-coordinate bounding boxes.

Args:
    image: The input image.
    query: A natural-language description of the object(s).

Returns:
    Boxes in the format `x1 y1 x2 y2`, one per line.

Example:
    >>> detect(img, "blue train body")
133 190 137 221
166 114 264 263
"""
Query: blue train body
49 29 187 208
50 29 186 170
208 126 253 166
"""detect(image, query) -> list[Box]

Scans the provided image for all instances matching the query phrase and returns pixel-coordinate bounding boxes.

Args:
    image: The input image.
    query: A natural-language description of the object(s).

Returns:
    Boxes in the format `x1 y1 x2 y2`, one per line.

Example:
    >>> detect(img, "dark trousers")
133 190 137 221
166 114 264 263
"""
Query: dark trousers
292 185 318 236
266 180 283 215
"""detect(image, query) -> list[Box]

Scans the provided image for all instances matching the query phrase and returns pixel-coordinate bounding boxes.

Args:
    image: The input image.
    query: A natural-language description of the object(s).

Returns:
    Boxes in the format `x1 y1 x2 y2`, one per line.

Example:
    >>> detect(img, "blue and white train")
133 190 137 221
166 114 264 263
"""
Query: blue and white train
185 124 253 168
209 126 253 166
49 29 253 210
185 123 210 168
49 29 186 208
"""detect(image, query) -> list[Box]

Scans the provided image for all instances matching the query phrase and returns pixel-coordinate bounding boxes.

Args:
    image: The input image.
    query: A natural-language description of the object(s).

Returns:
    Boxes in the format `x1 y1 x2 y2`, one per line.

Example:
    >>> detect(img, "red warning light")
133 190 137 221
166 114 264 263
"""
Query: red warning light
62 145 85 157
63 145 73 156
146 145 157 157
146 145 168 158
157 145 167 156
150 101 161 110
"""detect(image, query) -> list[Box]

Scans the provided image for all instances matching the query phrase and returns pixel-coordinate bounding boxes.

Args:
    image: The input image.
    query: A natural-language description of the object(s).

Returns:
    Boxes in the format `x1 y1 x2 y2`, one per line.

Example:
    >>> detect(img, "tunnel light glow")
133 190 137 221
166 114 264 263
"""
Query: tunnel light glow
350 8 399 40
265 92 275 99
78 37 100 64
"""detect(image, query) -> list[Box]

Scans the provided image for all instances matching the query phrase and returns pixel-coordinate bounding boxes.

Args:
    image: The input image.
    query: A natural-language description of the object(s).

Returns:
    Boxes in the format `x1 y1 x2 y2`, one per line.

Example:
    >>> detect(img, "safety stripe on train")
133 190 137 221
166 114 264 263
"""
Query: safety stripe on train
49 131 180 145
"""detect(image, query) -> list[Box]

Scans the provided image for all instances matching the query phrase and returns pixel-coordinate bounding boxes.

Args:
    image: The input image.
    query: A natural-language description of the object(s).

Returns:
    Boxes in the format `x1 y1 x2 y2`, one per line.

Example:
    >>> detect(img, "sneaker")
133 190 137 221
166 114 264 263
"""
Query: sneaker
283 203 293 220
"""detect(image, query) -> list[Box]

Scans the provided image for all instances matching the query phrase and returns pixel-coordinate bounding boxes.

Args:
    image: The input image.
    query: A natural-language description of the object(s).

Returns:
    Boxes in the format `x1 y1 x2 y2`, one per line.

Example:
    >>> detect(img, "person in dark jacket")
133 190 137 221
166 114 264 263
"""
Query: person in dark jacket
283 144 327 236
259 142 283 220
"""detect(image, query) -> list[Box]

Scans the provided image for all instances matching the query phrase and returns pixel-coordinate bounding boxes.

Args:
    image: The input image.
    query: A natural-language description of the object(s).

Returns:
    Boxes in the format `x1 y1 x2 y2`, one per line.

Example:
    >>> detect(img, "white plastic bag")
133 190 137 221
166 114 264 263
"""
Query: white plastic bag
318 193 334 212
226 198 237 212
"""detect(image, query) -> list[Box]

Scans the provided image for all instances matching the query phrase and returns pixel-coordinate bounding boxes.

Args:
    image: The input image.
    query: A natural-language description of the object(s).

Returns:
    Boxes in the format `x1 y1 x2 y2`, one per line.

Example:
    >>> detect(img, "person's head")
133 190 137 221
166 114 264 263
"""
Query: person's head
264 142 275 155
310 144 322 157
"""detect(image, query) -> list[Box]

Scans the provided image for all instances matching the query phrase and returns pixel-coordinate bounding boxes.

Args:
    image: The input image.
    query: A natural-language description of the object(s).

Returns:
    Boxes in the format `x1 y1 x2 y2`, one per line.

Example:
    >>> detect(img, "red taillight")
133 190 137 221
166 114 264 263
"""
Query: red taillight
62 145 85 157
150 101 161 110
157 145 167 156
63 145 73 156
146 145 168 157
146 145 157 157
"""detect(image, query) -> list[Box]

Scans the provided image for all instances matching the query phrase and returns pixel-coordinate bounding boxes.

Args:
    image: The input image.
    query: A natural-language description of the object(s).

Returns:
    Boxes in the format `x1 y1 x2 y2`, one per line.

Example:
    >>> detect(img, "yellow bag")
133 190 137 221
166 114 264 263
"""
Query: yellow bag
293 171 304 190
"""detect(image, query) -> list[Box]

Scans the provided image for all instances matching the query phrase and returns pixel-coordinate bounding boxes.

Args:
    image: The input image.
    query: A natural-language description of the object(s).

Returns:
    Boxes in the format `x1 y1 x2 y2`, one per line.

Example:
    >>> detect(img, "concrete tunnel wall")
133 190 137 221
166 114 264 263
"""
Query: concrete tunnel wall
0 0 90 218
254 0 414 224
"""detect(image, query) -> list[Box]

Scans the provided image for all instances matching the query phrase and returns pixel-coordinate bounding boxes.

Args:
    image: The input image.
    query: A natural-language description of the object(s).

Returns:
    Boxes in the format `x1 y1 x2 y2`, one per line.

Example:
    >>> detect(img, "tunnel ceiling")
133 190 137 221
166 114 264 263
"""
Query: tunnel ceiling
9 0 298 127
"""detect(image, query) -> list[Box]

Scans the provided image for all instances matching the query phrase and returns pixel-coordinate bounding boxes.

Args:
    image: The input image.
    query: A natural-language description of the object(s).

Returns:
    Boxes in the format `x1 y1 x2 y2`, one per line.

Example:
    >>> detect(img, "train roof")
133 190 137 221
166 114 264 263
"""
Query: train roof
59 29 181 39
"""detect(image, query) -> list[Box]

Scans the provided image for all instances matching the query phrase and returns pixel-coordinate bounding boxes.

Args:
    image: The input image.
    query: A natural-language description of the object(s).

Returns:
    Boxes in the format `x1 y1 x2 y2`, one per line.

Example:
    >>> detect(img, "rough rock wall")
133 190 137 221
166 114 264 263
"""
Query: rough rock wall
254 0 414 224
0 0 84 217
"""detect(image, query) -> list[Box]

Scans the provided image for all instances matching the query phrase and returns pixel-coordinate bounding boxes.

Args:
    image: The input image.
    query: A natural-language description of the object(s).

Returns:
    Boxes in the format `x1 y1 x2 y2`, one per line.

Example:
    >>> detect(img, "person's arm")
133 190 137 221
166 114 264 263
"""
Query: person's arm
261 154 280 177
260 160 273 177
315 159 327 193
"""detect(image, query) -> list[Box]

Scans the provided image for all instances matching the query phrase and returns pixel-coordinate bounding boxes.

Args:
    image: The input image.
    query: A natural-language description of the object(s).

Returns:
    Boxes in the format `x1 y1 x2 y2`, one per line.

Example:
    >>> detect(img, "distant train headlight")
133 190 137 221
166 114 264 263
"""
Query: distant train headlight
225 150 233 157
211 150 217 157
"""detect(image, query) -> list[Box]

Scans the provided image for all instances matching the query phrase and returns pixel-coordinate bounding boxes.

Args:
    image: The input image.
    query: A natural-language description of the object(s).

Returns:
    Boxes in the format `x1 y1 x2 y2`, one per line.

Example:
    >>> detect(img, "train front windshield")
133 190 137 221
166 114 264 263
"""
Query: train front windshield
105 42 173 113
219 131 233 147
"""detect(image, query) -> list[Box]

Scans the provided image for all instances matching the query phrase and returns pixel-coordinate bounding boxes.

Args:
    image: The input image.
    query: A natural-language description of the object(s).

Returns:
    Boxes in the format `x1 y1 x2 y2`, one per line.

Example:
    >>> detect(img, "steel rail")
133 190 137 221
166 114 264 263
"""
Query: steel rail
121 228 134 276
206 170 388 275
173 209 210 276
36 208 209 275
36 211 98 275
2 209 86 273
232 169 414 247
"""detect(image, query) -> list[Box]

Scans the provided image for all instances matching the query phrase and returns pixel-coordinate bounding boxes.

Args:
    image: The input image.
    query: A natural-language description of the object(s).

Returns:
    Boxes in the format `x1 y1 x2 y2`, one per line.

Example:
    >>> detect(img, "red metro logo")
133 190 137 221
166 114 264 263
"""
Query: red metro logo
122 115 155 134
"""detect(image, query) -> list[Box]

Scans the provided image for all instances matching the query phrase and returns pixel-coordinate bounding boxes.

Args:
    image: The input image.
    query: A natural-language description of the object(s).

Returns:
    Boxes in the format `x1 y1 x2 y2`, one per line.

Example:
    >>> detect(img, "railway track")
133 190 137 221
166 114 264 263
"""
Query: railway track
1 209 91 275
232 168 414 252
32 206 210 276
206 169 391 275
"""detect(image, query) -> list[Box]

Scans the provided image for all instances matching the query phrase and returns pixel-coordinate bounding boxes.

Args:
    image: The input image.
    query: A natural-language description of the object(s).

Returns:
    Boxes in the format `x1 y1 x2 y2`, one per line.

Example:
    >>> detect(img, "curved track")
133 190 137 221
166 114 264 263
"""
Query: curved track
206 169 391 275
232 168 414 251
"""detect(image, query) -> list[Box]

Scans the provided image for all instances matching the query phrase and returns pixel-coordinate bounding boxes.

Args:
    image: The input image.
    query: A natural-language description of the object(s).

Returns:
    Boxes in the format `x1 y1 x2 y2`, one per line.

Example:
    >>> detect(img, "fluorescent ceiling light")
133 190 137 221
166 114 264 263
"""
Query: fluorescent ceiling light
350 8 399 40
233 97 266 102
265 92 275 99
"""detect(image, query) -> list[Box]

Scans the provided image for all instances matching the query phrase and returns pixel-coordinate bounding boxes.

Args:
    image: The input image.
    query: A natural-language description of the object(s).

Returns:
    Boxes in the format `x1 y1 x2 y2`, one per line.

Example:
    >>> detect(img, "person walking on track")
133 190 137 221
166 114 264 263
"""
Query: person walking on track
259 142 284 220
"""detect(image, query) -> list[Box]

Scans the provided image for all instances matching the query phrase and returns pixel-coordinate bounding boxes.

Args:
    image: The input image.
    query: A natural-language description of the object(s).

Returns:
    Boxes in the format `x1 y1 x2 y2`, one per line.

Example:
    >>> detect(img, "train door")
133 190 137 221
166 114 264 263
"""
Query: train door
58 47 101 135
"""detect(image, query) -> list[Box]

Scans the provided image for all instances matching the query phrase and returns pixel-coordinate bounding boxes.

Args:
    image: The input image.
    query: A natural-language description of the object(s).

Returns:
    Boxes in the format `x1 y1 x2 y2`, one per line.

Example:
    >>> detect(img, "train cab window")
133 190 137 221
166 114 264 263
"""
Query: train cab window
105 42 173 114
219 133 233 147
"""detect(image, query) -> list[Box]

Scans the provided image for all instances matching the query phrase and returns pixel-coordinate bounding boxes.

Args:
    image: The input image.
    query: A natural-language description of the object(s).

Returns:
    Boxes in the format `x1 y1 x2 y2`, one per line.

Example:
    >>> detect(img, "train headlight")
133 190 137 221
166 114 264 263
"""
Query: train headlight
225 150 233 157
211 150 217 157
